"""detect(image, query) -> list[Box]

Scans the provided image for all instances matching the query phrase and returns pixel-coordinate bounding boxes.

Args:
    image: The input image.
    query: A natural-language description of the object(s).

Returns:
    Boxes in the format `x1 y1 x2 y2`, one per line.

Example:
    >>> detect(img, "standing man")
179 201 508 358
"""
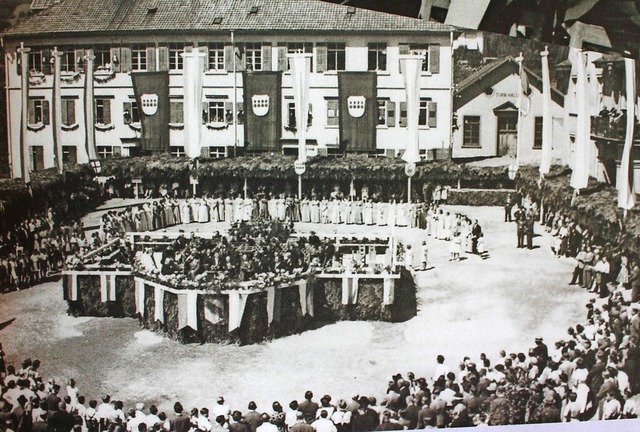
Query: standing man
504 194 513 222
526 211 535 250
471 220 482 255
630 259 640 302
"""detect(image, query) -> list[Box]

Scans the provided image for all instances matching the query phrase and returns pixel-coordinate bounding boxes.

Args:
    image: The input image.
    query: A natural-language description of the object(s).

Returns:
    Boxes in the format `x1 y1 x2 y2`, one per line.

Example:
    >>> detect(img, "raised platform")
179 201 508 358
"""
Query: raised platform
63 269 416 345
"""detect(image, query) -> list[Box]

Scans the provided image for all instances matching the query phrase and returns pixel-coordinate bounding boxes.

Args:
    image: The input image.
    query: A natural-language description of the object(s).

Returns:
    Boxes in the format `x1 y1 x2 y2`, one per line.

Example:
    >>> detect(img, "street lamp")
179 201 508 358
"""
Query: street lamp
508 163 518 181
90 159 103 175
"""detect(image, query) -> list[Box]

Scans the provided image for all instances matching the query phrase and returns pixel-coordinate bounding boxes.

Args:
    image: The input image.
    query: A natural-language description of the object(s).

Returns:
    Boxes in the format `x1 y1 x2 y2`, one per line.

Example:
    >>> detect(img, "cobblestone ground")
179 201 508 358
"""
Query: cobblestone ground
0 205 594 415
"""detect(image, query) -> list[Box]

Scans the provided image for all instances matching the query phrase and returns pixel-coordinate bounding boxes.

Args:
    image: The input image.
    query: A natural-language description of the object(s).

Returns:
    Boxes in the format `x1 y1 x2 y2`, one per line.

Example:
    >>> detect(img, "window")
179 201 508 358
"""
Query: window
123 101 140 124
28 99 50 125
168 44 185 70
418 99 437 128
462 116 481 148
327 43 346 71
534 116 543 149
62 146 77 165
97 146 114 159
93 45 111 70
131 44 148 71
326 98 339 127
170 146 186 157
209 147 226 159
95 98 112 125
170 100 184 124
410 44 430 72
61 48 76 73
29 50 44 73
287 102 312 128
31 146 44 172
287 43 313 71
377 100 388 125
368 43 387 72
207 43 225 71
245 43 262 71
61 99 76 126
203 101 225 123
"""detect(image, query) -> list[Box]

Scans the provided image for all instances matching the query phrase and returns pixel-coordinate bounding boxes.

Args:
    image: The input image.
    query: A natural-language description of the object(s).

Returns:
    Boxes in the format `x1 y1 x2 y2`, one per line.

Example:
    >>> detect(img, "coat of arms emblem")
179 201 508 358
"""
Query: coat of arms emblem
252 95 270 117
140 94 158 116
347 96 366 118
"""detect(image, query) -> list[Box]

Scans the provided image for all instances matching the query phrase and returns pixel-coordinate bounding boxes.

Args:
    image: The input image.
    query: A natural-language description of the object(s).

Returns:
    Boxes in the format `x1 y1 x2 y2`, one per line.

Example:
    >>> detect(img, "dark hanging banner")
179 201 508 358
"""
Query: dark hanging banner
131 72 170 153
338 72 377 152
243 71 282 152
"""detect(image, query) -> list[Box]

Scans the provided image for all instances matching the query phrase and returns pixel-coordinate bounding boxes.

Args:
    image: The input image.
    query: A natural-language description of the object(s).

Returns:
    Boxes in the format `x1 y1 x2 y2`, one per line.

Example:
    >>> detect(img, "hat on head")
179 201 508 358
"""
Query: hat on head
358 396 370 406
535 337 543 342
136 403 144 411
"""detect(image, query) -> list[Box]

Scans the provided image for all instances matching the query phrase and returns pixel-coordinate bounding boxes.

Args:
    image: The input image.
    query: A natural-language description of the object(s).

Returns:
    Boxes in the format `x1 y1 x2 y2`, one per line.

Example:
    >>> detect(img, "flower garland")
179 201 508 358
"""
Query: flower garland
60 72 81 84
94 69 116 83
205 122 229 130
95 123 115 131
61 123 80 131
28 71 46 86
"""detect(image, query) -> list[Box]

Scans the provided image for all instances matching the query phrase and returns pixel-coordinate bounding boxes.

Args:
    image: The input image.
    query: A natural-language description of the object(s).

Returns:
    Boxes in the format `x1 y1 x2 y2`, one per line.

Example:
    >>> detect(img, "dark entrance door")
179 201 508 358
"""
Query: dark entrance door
497 113 518 157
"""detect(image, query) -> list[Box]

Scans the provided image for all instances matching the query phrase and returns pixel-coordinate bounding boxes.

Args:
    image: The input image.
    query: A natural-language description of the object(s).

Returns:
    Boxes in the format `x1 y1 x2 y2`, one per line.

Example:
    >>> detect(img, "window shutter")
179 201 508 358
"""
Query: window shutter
316 44 327 73
42 50 52 74
308 103 313 127
398 44 409 72
236 44 246 72
276 45 287 72
429 45 440 74
68 99 76 125
387 101 396 127
237 102 244 125
103 99 111 124
120 47 131 72
158 46 169 71
113 146 122 157
225 102 233 125
224 45 234 72
61 100 68 125
42 101 50 125
399 102 407 127
202 101 208 124
28 101 36 124
74 48 85 73
146 46 156 71
123 102 132 124
261 44 272 71
428 101 437 128
200 146 210 158
110 47 121 72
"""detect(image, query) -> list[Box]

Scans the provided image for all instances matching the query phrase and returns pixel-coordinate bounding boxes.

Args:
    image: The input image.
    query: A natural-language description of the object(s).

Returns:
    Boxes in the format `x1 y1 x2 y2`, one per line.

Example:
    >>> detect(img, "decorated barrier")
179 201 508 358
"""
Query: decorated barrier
62 269 415 345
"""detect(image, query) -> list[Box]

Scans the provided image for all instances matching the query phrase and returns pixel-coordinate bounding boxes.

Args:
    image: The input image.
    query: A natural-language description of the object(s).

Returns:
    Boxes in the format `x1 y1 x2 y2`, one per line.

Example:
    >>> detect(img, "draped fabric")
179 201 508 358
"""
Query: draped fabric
539 49 553 176
266 286 282 325
341 276 359 305
204 297 224 324
154 286 164 323
383 277 395 306
84 51 97 161
570 48 591 191
298 279 314 317
289 54 312 162
100 274 108 302
244 71 282 151
228 291 249 332
338 72 377 152
63 274 78 301
177 291 199 331
52 49 63 174
618 58 637 211
109 275 117 301
182 48 206 159
131 72 170 152
134 279 145 317
400 55 423 164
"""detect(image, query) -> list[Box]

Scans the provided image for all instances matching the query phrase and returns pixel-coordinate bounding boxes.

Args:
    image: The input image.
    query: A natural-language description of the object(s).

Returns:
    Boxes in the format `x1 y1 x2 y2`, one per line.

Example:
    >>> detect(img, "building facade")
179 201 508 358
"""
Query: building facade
452 57 567 165
2 0 455 179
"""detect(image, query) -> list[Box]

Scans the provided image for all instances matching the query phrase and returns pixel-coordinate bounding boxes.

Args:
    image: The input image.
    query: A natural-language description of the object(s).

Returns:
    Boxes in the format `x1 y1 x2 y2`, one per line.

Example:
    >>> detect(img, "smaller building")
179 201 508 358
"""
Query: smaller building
452 57 566 165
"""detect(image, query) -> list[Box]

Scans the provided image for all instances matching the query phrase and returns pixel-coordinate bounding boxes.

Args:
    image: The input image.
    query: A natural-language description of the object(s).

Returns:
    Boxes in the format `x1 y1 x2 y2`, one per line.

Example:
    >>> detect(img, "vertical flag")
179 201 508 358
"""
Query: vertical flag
52 47 63 174
182 47 206 159
18 43 31 184
515 54 528 167
570 48 590 191
618 58 637 210
400 54 423 164
539 47 552 176
289 53 312 163
84 50 98 161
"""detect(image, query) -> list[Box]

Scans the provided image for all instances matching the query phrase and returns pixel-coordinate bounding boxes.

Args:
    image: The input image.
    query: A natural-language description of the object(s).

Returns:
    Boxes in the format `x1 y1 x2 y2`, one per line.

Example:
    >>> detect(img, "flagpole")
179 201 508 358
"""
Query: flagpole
516 52 523 168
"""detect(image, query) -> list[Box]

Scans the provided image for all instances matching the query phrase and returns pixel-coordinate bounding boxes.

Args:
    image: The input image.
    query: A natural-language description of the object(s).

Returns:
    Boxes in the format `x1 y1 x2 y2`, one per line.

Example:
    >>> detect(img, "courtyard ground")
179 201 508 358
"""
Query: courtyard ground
0 205 593 414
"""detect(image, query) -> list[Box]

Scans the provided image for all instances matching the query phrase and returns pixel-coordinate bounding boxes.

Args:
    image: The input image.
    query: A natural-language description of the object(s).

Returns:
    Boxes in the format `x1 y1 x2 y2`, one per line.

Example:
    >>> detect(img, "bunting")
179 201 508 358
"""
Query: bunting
400 55 423 164
228 291 249 332
204 297 224 324
618 58 637 211
134 279 145 317
383 277 395 306
298 279 314 317
63 274 78 301
341 277 359 305
266 286 282 325
109 275 117 301
100 274 108 302
18 45 31 184
154 286 164 323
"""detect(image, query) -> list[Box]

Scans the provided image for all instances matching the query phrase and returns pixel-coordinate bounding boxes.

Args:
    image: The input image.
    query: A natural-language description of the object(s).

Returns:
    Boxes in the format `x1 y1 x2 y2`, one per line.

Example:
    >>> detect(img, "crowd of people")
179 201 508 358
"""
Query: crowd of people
0 211 88 292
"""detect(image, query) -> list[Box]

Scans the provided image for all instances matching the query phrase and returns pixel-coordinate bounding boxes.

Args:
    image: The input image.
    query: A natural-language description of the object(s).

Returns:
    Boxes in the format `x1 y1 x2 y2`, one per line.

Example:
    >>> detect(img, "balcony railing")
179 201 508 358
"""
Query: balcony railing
591 112 640 141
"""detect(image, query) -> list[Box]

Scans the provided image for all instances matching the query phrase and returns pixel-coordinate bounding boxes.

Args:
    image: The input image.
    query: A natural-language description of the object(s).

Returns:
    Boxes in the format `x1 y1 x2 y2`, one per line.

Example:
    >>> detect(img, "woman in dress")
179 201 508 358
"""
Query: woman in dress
301 197 311 223
310 198 320 223
377 200 387 226
180 200 191 225
321 197 329 224
387 200 396 227
198 198 210 223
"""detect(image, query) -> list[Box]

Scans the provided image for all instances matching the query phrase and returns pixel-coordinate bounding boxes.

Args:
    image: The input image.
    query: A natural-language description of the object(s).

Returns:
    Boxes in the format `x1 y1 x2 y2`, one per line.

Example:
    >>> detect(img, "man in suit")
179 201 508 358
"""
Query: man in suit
471 220 482 254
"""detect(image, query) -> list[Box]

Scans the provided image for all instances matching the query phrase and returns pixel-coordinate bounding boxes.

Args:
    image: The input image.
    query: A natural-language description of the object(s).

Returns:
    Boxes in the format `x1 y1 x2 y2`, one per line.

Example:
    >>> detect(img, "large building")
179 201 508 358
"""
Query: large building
1 0 456 178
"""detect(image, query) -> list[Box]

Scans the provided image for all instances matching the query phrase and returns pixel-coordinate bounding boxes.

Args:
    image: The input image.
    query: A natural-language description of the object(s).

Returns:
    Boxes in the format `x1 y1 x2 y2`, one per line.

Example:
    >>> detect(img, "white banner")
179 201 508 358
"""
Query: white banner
182 48 207 159
400 55 423 164
618 58 637 210
539 48 552 176
570 48 590 191
289 53 312 163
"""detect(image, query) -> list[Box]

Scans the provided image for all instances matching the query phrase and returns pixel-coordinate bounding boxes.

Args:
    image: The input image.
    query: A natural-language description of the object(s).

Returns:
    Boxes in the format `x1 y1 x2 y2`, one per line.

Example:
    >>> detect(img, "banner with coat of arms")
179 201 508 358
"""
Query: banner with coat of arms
338 72 377 152
244 72 282 151
131 72 170 152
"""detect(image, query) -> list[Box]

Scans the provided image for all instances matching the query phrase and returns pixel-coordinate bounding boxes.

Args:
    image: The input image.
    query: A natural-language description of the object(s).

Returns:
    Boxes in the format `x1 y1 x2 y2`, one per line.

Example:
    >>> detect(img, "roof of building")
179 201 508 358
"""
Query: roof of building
454 56 565 110
6 0 455 38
